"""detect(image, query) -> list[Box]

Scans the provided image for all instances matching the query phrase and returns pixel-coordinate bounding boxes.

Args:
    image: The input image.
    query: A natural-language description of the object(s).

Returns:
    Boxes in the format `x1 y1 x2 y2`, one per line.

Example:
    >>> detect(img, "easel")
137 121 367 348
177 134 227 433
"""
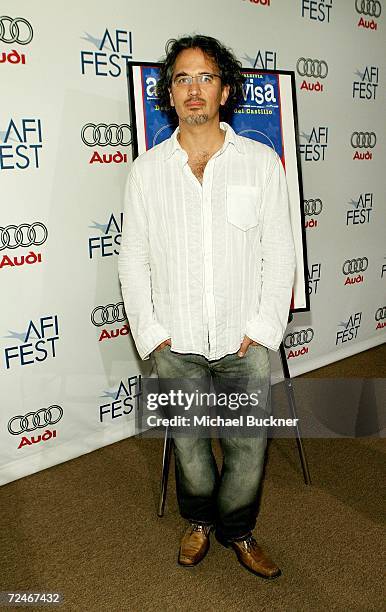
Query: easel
157 322 311 517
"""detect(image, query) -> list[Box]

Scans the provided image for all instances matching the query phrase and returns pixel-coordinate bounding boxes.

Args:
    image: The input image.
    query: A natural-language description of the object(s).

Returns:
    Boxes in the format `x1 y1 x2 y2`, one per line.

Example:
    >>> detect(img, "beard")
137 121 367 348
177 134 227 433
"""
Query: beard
182 113 209 125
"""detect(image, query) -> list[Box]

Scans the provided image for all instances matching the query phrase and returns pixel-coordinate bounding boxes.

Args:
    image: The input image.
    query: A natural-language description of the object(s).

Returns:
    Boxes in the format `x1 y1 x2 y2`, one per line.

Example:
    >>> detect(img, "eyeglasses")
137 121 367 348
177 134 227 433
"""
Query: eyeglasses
172 73 222 87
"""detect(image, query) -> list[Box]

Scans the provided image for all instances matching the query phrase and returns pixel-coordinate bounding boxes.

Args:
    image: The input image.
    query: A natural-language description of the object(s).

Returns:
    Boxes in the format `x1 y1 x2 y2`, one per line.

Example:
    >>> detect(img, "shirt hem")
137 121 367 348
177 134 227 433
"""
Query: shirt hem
169 344 243 361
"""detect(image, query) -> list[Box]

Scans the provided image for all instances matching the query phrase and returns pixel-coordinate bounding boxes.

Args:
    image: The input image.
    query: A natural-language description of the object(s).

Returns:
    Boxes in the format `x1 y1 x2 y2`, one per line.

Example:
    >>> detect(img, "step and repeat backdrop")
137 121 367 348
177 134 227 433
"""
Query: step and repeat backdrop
1 0 385 485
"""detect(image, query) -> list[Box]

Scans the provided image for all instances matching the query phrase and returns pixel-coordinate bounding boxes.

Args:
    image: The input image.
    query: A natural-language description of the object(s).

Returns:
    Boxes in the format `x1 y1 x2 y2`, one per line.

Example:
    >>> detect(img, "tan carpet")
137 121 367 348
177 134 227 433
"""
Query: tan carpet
1 344 385 612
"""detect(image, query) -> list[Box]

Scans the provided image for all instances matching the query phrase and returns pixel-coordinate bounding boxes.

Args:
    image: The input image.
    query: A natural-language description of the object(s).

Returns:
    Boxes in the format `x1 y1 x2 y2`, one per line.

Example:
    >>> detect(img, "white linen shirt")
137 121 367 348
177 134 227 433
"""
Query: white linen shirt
118 122 296 361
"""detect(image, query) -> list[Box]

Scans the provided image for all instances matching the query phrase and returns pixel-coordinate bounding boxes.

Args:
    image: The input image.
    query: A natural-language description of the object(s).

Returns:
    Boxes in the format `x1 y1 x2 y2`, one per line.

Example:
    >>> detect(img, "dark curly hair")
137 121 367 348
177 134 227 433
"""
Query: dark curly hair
156 34 245 119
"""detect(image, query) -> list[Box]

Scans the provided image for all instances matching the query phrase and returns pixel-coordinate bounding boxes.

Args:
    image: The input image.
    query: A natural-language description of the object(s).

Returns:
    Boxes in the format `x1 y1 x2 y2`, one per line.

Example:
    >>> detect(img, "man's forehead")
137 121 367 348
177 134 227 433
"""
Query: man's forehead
173 48 218 73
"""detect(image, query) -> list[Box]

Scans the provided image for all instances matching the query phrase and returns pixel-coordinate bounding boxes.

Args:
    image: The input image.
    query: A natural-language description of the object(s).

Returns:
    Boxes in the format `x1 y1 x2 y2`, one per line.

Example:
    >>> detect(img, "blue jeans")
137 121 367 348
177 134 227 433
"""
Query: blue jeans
153 345 271 542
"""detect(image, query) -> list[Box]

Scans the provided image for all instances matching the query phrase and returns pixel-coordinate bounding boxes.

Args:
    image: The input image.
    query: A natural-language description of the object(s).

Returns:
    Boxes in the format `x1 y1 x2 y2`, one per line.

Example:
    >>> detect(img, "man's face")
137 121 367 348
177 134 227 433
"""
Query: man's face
169 47 230 126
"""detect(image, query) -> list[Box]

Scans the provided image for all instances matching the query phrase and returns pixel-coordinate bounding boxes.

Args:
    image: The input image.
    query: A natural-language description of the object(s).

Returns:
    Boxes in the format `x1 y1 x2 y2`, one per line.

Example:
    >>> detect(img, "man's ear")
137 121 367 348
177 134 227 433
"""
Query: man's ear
169 88 175 107
220 83 231 106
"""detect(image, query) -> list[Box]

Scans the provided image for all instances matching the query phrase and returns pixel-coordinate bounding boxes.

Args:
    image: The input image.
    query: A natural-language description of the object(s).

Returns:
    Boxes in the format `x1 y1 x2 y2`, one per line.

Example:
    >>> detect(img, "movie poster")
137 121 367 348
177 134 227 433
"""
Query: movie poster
128 64 307 311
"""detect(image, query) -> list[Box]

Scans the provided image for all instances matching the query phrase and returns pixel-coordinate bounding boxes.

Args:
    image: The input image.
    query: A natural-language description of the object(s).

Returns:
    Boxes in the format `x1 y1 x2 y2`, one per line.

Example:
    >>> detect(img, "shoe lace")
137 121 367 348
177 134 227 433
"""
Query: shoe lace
242 535 257 553
190 522 212 536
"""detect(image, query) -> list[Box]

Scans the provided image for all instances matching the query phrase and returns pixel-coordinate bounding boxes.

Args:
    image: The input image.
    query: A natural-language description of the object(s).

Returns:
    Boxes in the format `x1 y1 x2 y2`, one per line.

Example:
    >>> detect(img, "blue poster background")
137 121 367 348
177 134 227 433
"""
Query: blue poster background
140 65 176 148
232 72 283 160
140 67 284 162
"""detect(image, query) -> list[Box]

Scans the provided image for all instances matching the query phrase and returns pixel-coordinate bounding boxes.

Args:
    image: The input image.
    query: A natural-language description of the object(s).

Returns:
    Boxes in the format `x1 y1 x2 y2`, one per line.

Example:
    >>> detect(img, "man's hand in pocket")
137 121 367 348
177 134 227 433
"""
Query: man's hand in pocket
155 338 172 352
237 335 259 358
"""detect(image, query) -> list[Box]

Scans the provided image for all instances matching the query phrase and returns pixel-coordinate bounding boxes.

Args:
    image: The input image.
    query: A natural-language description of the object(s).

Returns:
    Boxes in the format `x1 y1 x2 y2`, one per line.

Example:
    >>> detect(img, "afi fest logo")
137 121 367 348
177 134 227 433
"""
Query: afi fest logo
342 256 368 286
352 66 379 100
0 221 47 271
299 127 328 162
81 123 132 165
4 315 59 370
304 198 323 229
0 119 43 170
88 213 122 259
246 49 277 70
99 376 142 423
346 193 373 225
301 0 333 22
284 328 314 359
375 306 386 330
8 405 63 451
350 131 376 161
308 263 321 295
296 57 328 93
91 301 129 342
0 16 33 66
80 28 133 77
336 313 362 345
355 0 382 31
381 257 386 278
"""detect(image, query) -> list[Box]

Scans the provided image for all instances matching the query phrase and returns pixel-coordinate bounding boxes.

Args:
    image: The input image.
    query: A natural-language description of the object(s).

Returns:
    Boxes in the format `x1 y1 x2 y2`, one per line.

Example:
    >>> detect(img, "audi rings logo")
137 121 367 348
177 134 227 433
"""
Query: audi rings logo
351 132 376 148
8 405 63 435
355 0 382 17
304 199 323 216
0 222 48 251
91 302 126 327
342 258 369 274
375 306 386 321
81 123 132 147
296 58 328 79
284 328 314 348
0 16 33 44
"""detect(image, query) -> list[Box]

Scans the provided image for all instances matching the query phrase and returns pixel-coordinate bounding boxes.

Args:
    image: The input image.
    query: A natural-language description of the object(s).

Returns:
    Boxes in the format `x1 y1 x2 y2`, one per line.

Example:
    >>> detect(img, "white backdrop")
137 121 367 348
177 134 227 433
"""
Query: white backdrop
1 0 385 485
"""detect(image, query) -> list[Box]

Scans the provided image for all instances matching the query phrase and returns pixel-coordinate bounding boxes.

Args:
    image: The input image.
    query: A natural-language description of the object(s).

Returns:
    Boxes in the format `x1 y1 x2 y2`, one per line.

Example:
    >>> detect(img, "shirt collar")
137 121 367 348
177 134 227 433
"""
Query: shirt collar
163 121 245 160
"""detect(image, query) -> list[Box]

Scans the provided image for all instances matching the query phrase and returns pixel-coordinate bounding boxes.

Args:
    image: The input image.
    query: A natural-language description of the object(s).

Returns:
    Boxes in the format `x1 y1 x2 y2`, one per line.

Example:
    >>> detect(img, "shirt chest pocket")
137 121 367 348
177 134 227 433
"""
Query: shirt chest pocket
226 186 260 231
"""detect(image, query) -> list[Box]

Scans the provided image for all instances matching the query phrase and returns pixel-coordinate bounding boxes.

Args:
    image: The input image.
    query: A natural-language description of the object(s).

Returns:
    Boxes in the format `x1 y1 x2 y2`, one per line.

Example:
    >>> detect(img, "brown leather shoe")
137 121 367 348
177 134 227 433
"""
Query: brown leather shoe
178 522 212 566
230 535 281 579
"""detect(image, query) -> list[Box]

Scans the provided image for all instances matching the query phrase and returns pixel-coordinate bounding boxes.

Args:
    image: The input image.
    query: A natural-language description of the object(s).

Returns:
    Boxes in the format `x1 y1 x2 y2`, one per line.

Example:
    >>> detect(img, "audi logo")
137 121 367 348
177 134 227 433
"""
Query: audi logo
81 123 132 147
0 222 48 251
355 0 382 17
8 406 63 435
0 16 33 44
375 306 386 321
342 258 369 275
296 58 328 79
303 199 323 216
91 302 127 327
350 132 377 148
284 329 314 348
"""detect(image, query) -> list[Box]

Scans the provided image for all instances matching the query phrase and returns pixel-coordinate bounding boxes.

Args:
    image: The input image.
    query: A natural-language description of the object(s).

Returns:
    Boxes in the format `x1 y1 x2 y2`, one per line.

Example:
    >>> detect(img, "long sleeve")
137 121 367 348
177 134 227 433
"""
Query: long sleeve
118 164 170 360
245 155 296 351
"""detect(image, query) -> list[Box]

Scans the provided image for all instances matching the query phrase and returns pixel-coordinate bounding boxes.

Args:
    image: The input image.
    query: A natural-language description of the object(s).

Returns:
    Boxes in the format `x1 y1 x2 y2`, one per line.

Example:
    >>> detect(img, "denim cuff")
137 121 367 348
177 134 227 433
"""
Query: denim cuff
188 519 215 527
216 529 252 544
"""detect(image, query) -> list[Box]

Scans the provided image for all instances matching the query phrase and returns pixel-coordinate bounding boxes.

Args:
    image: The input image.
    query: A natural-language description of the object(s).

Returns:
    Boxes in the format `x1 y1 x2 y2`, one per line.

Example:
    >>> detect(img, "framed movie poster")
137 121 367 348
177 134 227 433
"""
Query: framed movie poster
127 63 308 312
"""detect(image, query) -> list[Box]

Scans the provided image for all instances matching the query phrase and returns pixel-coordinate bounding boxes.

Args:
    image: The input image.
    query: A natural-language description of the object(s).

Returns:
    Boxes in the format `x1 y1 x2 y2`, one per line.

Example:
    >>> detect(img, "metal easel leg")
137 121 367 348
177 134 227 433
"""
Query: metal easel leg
279 343 312 485
157 425 173 517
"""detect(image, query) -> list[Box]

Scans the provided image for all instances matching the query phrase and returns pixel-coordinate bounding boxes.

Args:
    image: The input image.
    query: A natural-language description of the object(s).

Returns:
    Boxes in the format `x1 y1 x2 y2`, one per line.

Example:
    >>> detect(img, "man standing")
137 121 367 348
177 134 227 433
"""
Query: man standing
118 35 295 579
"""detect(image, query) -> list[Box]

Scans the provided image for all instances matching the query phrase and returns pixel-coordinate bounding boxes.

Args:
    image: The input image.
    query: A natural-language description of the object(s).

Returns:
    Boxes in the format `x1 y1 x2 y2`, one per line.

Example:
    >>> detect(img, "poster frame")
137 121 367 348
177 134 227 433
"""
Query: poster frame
126 62 309 313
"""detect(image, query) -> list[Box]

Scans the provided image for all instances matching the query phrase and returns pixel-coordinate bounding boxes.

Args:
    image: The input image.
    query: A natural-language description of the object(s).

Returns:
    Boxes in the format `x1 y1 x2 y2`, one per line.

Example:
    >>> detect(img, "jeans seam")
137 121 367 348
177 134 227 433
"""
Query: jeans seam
218 530 252 543
187 519 215 526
